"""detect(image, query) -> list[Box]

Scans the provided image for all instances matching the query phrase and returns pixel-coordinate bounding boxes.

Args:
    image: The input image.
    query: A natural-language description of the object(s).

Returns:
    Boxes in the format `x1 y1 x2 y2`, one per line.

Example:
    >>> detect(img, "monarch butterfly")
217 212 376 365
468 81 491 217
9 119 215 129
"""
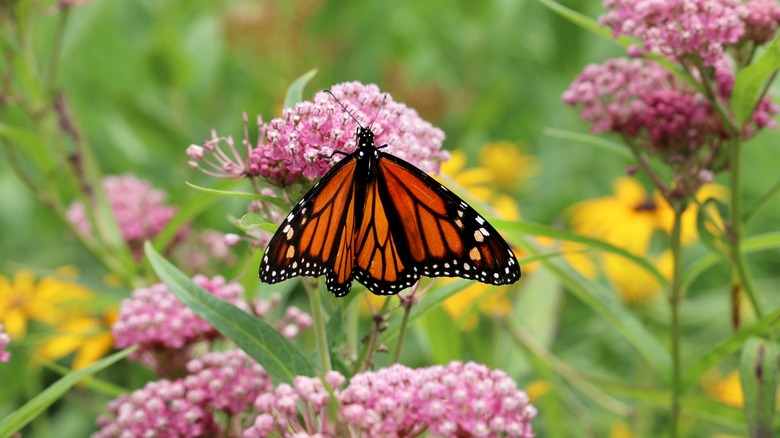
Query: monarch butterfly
259 91 521 297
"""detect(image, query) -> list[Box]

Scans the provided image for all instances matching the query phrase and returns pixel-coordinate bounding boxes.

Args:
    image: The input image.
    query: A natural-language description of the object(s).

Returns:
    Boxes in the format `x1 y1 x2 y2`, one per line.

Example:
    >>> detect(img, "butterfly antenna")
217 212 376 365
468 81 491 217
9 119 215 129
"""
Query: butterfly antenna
324 90 363 128
368 94 387 131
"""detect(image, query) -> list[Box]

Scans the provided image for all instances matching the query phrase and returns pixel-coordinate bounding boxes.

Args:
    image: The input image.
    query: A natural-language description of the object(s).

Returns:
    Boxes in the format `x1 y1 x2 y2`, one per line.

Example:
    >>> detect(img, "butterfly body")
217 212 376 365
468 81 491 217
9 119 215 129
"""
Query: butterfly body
260 124 520 297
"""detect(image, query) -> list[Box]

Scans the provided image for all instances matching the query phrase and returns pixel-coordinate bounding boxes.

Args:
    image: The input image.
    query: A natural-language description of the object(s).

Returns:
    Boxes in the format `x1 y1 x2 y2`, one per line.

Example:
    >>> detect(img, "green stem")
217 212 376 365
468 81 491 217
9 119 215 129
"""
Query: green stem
392 300 412 363
353 297 392 373
728 140 764 318
43 8 69 99
305 282 332 372
346 298 359 366
669 201 686 438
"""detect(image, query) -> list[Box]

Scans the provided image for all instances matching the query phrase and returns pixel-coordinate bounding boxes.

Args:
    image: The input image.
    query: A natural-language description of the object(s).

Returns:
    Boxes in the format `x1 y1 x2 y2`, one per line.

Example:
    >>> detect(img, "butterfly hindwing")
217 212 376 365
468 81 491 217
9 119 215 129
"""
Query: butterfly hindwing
352 177 422 295
259 155 359 296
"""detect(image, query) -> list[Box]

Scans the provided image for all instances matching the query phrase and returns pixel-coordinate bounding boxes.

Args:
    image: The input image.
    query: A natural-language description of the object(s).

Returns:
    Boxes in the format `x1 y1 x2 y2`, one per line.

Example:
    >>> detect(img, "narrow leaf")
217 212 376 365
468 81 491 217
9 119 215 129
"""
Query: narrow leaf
543 128 633 161
144 242 314 384
509 236 672 378
732 38 780 125
185 181 290 210
683 307 780 391
496 219 667 286
284 69 318 109
0 347 134 438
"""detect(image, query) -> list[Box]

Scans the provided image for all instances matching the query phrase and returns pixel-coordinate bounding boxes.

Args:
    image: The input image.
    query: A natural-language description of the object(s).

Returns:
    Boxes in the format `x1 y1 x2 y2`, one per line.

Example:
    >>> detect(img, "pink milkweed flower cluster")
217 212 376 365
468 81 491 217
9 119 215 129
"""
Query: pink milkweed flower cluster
742 0 780 44
94 349 271 438
600 0 748 65
112 275 311 376
562 58 777 196
0 323 10 362
66 174 179 260
244 361 536 437
188 81 449 187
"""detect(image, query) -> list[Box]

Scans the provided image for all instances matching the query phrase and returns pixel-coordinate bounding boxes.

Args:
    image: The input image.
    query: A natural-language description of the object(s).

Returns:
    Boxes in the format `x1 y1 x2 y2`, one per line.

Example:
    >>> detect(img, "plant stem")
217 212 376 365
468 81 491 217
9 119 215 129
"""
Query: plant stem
669 201 686 438
727 140 764 318
392 299 412 363
305 283 332 372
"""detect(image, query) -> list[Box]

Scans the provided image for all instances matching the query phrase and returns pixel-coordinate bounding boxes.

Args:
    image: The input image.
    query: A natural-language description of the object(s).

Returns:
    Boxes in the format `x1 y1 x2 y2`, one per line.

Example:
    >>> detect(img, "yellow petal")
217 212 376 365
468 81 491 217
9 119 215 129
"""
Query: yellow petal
703 370 743 407
4 309 28 339
525 380 551 402
72 333 114 370
38 333 82 361
602 253 663 305
440 150 467 176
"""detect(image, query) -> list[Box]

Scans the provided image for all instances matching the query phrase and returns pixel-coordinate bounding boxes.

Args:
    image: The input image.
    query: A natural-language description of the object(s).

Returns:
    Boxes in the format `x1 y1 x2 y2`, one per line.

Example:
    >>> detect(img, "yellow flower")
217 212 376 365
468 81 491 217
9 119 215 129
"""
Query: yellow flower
479 141 538 190
610 421 639 438
602 250 673 304
570 177 727 254
0 270 93 339
440 150 495 202
37 309 117 370
525 380 551 402
656 184 729 246
569 177 665 255
440 280 512 330
536 238 598 279
703 369 744 407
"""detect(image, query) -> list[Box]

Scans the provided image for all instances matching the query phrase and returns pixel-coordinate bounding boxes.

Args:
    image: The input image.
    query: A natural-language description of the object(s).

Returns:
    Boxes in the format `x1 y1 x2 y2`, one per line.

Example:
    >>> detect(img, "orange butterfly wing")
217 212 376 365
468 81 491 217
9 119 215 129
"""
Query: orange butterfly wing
259 156 359 297
351 153 521 295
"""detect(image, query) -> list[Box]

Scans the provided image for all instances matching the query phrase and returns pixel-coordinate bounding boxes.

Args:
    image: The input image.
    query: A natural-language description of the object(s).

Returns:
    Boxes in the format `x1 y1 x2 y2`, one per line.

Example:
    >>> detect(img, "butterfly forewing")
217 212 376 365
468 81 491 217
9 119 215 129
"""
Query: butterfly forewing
376 154 521 287
259 156 359 296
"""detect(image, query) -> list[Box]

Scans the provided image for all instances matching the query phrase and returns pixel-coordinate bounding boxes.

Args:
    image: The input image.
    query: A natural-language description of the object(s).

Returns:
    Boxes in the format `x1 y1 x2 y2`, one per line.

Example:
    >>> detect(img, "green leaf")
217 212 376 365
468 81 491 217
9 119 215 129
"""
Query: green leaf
144 242 314 384
154 179 239 250
418 306 463 363
496 219 668 286
237 213 277 232
508 236 672 379
732 38 780 126
682 307 780 391
284 69 318 109
740 338 779 437
542 128 633 161
42 360 128 398
185 181 290 210
0 347 134 438
682 231 780 290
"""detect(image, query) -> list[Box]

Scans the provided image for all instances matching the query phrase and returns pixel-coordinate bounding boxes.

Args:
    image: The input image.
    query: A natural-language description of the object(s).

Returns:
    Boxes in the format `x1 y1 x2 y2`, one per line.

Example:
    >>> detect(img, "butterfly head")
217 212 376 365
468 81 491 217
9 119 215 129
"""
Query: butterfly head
356 126 375 149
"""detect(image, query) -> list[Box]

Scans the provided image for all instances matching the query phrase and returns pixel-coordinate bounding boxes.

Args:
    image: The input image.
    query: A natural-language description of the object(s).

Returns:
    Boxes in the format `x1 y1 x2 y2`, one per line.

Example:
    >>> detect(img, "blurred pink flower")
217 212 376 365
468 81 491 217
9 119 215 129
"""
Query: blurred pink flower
112 275 246 375
66 174 179 260
562 58 777 156
245 361 536 437
95 349 270 438
742 0 780 44
600 0 747 65
184 350 273 415
0 323 10 362
112 277 312 376
95 379 218 438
